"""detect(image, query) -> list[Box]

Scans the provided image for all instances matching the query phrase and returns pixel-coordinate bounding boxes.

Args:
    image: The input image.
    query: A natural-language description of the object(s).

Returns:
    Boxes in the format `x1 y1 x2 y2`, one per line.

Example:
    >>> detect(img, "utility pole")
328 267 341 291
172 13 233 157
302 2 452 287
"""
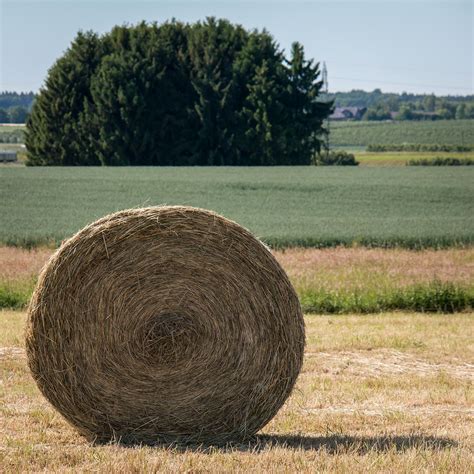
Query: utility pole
322 61 330 157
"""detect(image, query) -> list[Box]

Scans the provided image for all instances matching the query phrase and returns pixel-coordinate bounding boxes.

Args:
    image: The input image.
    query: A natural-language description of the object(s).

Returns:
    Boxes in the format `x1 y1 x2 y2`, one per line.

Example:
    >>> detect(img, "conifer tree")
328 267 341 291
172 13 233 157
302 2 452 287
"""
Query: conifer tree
26 21 331 166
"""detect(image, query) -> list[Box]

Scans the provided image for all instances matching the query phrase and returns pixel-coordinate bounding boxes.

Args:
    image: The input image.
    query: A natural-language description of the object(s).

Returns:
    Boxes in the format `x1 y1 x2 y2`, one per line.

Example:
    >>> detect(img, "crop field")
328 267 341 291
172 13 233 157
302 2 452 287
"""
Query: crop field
331 119 474 147
1 167 473 249
355 151 474 166
0 125 24 144
1 309 473 471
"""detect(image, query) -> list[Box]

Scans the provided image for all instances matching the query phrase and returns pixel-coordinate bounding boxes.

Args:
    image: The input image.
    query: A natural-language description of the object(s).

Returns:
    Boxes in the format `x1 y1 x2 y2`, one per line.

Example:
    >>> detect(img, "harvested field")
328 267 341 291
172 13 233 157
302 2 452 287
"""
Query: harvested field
1 310 473 472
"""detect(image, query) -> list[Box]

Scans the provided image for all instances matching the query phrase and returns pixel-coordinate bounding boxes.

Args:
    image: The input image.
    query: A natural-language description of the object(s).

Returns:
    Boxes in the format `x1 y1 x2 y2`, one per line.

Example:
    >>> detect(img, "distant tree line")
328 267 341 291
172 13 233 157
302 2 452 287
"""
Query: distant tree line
326 89 474 121
0 92 35 124
0 106 29 124
0 91 35 109
25 19 332 166
367 144 474 152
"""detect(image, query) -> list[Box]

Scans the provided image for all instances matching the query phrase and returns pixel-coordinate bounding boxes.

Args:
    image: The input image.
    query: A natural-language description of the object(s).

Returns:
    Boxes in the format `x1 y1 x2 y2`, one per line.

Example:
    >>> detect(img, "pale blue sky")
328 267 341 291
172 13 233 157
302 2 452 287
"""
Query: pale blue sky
1 0 472 95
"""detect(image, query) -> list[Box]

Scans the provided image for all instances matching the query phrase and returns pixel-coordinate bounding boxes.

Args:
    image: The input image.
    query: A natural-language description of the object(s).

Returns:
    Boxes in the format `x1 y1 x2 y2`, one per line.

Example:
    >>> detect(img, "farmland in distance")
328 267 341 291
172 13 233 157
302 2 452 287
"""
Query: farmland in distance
1 166 472 249
330 119 474 147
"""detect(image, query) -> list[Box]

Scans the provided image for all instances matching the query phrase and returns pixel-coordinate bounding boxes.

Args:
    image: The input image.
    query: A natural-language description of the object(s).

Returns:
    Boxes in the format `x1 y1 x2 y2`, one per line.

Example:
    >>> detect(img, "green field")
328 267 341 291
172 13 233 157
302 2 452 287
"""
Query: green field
355 151 474 166
1 167 472 248
0 125 24 144
331 119 474 147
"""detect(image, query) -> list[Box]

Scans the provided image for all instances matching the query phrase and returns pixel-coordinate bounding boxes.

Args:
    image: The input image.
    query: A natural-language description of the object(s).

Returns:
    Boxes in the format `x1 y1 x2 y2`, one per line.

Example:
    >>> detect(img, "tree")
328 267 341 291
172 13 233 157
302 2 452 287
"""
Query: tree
26 20 331 166
8 106 28 123
241 61 279 165
26 31 104 165
284 42 332 164
423 94 436 112
455 104 466 120
396 105 414 121
0 108 9 123
363 104 391 121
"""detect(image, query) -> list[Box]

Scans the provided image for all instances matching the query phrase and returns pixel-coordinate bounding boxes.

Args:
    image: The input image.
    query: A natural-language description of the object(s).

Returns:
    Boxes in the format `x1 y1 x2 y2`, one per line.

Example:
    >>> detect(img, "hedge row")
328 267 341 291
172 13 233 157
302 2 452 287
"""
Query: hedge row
407 157 474 166
367 144 474 152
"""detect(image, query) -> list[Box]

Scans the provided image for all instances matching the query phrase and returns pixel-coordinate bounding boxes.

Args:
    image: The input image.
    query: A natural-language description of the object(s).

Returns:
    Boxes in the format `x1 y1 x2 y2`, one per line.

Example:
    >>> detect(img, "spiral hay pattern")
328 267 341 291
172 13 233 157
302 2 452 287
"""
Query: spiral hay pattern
26 206 305 444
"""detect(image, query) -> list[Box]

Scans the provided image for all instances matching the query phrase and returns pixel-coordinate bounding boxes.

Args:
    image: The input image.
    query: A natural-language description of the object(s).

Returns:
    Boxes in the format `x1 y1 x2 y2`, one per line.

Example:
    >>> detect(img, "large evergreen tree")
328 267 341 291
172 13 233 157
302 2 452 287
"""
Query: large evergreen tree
26 19 331 166
26 31 104 165
284 42 332 164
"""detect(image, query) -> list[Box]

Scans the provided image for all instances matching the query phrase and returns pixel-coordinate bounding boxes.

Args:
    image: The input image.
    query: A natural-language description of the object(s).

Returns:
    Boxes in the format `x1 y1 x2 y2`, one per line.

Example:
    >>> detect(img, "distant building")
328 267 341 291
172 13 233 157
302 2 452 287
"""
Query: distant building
0 150 17 162
330 107 367 121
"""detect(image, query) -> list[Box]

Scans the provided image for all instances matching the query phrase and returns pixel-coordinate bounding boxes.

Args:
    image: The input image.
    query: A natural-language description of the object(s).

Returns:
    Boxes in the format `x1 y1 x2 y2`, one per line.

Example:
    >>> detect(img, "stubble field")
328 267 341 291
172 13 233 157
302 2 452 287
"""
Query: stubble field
1 309 473 472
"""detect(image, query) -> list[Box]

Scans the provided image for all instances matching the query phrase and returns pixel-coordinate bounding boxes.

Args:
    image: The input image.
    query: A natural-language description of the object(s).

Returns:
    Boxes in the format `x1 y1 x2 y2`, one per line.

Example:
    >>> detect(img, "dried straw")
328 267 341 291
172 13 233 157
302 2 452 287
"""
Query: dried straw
26 206 305 444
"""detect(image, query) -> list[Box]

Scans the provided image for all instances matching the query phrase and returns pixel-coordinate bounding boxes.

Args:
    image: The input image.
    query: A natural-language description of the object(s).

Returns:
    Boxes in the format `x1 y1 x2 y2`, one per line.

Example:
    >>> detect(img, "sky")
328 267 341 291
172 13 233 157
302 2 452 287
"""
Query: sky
0 0 472 95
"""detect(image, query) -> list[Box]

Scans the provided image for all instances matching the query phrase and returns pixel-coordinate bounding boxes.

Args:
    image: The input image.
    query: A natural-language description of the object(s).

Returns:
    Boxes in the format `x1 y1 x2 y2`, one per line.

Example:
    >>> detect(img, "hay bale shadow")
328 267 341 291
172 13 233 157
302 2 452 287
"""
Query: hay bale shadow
99 433 457 454
253 434 458 454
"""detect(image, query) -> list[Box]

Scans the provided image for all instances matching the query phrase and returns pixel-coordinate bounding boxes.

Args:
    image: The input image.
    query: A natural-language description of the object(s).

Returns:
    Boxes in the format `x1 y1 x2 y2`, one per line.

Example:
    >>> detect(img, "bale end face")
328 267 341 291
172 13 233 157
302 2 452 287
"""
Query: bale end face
26 206 305 444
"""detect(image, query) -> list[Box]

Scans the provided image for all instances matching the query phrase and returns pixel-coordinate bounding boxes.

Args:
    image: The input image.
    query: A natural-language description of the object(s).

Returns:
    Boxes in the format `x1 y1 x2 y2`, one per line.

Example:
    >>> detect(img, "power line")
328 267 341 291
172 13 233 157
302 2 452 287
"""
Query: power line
330 75 473 92
322 61 330 156
327 61 471 78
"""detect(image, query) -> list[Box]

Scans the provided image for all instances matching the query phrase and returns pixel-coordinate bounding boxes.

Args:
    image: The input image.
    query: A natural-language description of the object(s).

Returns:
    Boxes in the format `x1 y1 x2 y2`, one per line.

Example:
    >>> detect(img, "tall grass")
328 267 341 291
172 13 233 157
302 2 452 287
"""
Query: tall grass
299 282 473 314
0 279 35 309
1 276 471 313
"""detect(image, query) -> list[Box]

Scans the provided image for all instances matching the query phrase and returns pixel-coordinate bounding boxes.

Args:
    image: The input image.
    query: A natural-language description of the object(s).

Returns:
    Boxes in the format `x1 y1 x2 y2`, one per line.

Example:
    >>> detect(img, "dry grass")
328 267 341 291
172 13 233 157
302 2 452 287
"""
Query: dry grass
276 246 474 292
0 246 52 280
1 310 473 472
3 245 473 288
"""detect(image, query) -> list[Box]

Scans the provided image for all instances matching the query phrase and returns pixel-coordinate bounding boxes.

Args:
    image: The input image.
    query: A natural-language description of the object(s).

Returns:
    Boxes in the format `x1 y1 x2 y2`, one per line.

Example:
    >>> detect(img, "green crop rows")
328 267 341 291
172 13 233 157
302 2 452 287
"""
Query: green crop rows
1 167 472 248
330 119 474 147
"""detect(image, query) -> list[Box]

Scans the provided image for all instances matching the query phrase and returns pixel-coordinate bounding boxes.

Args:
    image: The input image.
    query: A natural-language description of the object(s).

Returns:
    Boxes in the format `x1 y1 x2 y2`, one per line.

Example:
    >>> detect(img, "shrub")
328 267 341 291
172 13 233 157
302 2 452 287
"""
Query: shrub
367 144 474 152
313 150 359 166
407 157 474 166
299 282 474 314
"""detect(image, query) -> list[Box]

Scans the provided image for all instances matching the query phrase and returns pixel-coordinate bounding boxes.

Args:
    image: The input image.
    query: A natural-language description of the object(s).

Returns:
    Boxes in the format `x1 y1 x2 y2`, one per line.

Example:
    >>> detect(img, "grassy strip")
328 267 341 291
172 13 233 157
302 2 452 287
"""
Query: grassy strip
263 236 474 250
2 278 472 313
4 236 473 251
407 157 473 166
0 279 36 309
367 144 474 152
300 282 474 314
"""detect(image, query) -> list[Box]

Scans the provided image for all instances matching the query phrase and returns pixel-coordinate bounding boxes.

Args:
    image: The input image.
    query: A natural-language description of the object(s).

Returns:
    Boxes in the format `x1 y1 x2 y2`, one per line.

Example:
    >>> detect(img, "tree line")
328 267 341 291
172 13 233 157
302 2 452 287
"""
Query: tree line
26 19 332 166
326 89 474 121
0 92 34 124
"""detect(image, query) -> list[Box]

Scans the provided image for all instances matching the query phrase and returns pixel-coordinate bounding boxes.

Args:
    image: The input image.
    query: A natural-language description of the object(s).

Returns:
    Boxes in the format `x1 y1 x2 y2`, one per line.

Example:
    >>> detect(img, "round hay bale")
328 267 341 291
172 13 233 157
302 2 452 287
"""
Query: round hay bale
26 206 304 444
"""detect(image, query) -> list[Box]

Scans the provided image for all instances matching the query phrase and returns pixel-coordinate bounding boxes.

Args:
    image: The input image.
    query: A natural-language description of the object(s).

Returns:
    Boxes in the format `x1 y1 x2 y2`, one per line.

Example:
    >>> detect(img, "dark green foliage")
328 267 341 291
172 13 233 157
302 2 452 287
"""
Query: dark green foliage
0 108 9 123
407 157 474 166
26 20 331 166
26 31 104 166
313 150 359 166
0 91 35 110
363 103 391 121
0 106 29 124
8 106 29 124
0 126 24 143
325 89 474 121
